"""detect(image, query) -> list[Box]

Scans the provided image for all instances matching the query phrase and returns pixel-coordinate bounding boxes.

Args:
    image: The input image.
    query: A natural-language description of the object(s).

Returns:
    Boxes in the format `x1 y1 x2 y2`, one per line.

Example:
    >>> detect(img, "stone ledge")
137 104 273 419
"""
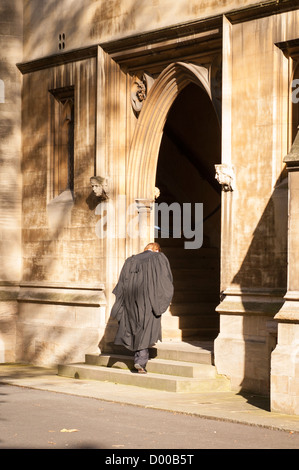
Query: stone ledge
17 282 106 307
0 286 19 301
274 302 299 323
17 45 98 74
216 287 285 317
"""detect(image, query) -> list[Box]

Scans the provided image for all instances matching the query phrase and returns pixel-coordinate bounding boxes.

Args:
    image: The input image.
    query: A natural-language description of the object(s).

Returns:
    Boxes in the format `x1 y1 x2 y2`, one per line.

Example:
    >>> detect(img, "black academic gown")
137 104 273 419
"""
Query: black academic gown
110 250 174 351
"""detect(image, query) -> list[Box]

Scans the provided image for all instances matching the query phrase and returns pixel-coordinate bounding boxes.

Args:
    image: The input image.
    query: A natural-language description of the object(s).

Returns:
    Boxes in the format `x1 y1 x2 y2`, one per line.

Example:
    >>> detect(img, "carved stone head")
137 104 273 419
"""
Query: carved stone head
131 73 154 116
90 176 109 200
215 164 235 192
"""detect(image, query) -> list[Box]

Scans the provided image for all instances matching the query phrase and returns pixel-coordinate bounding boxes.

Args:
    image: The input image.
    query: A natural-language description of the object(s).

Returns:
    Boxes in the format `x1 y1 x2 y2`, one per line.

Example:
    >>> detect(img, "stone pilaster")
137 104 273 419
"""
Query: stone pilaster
214 287 283 394
0 0 23 362
271 128 299 415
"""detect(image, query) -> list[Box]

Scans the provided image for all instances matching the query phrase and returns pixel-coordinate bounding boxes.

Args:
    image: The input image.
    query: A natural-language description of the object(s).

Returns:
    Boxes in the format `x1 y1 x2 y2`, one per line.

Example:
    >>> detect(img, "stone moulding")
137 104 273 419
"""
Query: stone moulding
15 2 299 76
275 37 299 59
274 292 299 323
0 281 107 307
100 15 222 67
216 287 286 317
17 282 106 307
16 18 222 76
16 45 98 74
225 0 299 24
0 282 19 301
100 1 299 67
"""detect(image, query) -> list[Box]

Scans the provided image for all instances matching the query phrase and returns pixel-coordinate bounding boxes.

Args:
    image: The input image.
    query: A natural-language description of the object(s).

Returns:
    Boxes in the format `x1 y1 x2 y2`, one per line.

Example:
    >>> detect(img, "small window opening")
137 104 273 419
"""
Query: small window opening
0 79 4 103
49 86 75 197
58 33 66 50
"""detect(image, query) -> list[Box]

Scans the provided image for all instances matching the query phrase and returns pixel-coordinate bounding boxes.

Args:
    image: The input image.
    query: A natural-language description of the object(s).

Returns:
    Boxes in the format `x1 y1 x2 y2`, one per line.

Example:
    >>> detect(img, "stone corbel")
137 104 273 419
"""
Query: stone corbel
215 163 235 191
131 73 154 116
90 176 109 201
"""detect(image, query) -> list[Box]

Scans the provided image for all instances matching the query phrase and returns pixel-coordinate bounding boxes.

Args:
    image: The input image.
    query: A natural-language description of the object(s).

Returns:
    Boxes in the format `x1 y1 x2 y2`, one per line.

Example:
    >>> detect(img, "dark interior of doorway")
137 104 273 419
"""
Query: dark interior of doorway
155 82 221 342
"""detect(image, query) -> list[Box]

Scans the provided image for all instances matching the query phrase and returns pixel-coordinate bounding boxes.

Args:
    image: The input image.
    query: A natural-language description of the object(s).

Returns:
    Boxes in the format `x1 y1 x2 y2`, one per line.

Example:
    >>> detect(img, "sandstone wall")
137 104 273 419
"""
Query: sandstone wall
0 0 23 362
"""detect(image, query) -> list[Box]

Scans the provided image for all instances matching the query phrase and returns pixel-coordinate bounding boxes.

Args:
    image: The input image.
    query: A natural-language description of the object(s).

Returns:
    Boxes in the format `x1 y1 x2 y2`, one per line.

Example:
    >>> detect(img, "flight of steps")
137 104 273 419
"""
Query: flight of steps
58 227 225 392
157 237 220 342
58 342 231 393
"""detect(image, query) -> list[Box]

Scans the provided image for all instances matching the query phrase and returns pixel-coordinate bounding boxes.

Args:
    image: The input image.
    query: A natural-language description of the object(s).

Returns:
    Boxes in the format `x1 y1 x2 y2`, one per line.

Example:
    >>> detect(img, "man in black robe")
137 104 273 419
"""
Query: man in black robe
110 242 174 373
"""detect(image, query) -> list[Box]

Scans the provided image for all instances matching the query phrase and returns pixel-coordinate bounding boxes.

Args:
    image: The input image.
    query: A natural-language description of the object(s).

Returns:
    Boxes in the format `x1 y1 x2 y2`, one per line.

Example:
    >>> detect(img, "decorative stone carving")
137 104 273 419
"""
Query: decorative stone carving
215 164 235 191
131 73 154 116
90 176 109 201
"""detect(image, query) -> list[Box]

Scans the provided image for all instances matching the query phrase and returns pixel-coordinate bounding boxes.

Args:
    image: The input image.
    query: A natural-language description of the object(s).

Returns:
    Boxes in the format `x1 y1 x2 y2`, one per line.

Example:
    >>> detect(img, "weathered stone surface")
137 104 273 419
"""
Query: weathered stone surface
2 0 299 415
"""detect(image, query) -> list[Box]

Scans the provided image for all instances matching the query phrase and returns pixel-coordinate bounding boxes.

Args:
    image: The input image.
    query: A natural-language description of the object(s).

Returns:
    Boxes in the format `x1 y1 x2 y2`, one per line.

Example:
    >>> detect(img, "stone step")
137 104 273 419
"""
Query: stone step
102 322 218 345
161 328 218 342
168 255 219 263
161 246 218 258
160 236 216 245
172 267 219 279
173 278 219 291
161 310 219 341
173 290 218 302
85 353 217 378
161 327 184 341
103 341 214 364
58 363 230 393
181 328 219 341
170 302 218 316
154 238 220 343
167 258 219 270
178 314 219 329
162 313 218 330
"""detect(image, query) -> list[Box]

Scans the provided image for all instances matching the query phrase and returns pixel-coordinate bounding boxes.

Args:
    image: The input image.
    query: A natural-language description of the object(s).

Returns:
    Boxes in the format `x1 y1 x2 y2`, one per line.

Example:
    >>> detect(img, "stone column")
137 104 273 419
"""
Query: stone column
271 128 299 415
135 198 154 252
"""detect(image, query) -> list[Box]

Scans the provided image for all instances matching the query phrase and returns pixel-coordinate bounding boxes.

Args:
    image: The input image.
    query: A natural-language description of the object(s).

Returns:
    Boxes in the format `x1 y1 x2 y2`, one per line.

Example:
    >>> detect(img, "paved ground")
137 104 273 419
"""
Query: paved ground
1 384 299 450
0 363 299 440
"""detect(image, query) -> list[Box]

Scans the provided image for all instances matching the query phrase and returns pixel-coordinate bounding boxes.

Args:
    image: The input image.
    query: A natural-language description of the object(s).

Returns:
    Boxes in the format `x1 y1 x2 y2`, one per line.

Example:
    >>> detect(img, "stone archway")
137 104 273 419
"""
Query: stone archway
126 61 218 255
126 61 221 342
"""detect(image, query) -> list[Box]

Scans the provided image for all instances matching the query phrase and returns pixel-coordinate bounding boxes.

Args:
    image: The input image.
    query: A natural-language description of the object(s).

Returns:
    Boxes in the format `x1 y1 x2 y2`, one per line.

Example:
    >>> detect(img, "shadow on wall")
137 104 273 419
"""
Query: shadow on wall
0 51 23 283
232 172 288 290
230 171 288 397
4 0 150 366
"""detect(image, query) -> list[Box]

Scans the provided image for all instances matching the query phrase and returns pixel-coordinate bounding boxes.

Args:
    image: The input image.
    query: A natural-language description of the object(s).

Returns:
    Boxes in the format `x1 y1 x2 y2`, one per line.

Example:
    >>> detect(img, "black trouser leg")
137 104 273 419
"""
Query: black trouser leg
134 348 149 369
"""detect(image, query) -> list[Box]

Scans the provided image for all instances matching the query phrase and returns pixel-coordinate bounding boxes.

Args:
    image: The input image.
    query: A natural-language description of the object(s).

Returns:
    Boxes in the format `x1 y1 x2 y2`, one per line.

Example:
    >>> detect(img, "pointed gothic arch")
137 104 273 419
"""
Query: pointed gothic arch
126 61 218 252
127 62 216 200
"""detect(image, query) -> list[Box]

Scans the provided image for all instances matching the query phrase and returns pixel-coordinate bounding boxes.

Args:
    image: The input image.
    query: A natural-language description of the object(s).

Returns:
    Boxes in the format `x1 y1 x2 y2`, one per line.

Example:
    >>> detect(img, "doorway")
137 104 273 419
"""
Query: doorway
155 82 221 341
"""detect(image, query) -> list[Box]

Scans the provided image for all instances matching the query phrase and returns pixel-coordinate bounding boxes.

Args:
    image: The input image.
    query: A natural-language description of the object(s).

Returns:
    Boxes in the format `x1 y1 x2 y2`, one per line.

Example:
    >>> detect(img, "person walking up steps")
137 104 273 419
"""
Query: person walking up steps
110 242 174 373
